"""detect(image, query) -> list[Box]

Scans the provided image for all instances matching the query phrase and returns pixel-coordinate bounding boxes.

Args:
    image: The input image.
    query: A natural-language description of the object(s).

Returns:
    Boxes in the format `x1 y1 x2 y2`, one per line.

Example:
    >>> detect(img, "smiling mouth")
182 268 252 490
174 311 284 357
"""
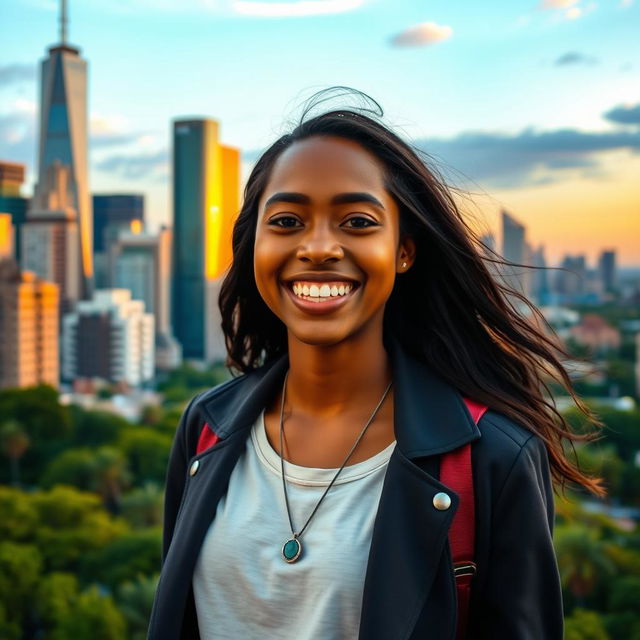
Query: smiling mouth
286 280 360 303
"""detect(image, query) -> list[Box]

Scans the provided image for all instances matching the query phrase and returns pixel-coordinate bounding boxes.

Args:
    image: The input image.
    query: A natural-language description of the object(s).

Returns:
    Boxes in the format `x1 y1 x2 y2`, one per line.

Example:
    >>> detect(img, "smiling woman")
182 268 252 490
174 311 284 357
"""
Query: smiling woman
148 87 605 640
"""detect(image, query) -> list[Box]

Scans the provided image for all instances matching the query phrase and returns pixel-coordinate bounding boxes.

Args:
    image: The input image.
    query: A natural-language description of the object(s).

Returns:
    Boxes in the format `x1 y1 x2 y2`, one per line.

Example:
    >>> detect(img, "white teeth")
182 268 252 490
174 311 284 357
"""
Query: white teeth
291 281 356 300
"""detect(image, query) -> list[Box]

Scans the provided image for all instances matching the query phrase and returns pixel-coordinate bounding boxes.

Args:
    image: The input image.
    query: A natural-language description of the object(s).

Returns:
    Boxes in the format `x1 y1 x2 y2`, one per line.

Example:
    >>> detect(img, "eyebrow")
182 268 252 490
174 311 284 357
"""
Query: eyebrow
263 192 385 210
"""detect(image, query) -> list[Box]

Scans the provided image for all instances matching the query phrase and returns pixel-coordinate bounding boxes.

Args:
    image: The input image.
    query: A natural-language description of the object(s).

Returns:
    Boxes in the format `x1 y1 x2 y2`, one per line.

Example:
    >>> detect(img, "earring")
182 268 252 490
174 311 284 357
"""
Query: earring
401 262 407 268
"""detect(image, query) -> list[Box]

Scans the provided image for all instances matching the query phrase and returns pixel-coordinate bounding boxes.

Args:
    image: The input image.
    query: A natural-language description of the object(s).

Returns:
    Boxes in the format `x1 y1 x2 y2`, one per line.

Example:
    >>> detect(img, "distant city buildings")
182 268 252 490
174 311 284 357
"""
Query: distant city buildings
61 289 154 387
171 118 240 363
569 313 621 355
110 225 181 370
32 8 93 298
0 259 59 389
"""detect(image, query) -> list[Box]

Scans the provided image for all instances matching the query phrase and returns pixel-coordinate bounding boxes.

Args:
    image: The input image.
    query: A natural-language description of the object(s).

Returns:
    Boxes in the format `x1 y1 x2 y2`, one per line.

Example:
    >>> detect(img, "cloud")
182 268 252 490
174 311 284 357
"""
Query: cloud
390 22 453 47
412 127 640 189
0 64 37 87
232 0 367 17
604 103 640 126
94 149 169 180
540 0 579 7
554 51 598 66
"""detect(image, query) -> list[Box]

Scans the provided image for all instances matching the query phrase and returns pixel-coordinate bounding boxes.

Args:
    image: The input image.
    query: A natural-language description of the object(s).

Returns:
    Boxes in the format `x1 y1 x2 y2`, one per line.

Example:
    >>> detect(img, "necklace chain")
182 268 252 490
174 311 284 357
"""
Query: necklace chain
278 370 393 542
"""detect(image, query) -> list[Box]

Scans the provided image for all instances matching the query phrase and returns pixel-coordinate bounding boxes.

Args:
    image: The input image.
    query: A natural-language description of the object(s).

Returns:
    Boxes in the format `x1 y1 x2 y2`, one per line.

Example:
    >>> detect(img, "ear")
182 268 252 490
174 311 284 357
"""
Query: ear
397 235 416 273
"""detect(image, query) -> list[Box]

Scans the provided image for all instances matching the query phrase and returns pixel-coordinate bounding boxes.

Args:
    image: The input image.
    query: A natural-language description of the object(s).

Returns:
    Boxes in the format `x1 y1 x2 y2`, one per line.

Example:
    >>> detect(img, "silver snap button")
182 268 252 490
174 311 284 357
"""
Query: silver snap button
189 460 200 476
433 492 451 510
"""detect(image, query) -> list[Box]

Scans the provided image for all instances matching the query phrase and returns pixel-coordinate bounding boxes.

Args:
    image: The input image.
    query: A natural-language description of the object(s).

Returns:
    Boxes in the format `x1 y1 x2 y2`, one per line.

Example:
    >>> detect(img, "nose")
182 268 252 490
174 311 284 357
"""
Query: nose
295 222 344 264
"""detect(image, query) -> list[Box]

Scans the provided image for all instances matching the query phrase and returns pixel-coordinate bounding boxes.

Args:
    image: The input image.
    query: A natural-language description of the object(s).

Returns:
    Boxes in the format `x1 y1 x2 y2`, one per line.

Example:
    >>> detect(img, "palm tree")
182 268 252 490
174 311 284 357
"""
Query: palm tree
1 420 30 487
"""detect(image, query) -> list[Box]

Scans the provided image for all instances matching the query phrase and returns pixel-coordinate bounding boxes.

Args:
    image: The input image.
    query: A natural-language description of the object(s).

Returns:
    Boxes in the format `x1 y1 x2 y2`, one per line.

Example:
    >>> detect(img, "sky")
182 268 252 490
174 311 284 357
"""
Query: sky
1 0 639 266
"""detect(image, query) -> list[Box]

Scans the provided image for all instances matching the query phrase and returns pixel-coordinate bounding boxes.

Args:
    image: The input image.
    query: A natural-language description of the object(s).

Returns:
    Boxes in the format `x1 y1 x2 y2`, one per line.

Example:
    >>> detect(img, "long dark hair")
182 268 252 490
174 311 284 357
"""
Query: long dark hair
219 87 604 497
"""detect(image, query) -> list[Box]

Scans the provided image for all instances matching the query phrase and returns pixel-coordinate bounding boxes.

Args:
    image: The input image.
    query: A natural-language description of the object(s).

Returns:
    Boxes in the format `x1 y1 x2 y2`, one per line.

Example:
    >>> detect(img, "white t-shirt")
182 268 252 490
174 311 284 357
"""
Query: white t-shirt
193 410 396 640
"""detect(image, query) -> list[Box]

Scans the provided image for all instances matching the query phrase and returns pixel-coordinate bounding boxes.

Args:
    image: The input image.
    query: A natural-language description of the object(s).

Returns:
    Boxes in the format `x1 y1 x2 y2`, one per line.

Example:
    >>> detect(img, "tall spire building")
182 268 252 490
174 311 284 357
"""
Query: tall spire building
31 0 93 298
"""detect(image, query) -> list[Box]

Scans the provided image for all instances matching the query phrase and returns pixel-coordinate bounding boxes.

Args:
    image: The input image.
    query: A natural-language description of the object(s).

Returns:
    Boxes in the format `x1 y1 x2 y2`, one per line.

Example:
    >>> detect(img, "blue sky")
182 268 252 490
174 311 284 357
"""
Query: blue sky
1 0 639 265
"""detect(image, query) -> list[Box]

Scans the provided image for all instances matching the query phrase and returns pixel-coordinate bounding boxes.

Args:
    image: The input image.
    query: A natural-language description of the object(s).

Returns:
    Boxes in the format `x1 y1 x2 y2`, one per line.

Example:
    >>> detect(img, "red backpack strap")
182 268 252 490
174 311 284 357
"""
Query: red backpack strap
196 423 221 454
440 398 488 640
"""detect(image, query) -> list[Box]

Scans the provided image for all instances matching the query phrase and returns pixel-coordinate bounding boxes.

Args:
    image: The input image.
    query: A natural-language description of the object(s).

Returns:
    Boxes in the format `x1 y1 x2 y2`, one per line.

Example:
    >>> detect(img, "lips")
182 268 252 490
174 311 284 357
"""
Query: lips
282 279 360 315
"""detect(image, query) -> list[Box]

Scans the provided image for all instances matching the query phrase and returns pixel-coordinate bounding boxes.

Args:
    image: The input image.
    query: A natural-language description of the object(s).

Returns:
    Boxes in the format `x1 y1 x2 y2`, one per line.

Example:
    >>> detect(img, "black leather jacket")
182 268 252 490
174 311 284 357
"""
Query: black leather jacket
148 341 563 639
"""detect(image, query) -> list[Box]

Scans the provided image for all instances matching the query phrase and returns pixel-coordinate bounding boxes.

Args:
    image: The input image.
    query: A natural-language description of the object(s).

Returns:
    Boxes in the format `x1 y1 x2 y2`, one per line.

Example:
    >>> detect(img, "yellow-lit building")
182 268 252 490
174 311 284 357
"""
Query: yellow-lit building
0 260 59 389
172 118 241 362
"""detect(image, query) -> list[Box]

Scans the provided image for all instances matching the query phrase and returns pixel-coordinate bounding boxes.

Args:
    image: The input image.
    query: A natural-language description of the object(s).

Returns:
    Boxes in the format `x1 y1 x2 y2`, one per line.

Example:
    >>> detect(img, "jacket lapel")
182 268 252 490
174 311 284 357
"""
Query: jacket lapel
357 341 481 639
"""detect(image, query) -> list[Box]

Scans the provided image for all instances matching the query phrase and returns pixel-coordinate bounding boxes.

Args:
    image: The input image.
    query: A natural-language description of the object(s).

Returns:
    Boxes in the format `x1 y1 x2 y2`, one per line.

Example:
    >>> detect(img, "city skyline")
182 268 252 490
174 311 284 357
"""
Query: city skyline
0 0 639 266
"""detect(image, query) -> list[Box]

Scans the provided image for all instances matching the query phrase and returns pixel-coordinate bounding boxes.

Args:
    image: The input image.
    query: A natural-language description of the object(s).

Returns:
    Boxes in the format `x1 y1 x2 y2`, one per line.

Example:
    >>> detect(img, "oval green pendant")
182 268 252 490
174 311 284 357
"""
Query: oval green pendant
282 537 302 563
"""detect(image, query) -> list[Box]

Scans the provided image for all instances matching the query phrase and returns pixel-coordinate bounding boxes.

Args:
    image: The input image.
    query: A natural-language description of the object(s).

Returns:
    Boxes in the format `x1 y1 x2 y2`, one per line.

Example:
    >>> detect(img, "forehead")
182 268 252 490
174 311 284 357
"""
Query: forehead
261 136 387 200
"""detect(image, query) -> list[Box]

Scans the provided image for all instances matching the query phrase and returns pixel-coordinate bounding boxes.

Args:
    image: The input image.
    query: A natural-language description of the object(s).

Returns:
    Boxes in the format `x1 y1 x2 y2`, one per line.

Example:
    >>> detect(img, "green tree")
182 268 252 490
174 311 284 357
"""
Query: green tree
34 572 79 630
117 573 159 640
565 608 611 640
31 486 128 573
0 542 42 630
118 429 172 486
80 528 161 590
0 485 38 541
121 482 164 528
0 420 30 487
554 525 615 606
51 586 126 640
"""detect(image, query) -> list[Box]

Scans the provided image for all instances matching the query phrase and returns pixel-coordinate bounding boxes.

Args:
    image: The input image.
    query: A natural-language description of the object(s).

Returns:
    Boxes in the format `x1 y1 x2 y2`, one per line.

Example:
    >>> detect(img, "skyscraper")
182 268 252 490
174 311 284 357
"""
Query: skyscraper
93 194 144 287
171 118 240 362
111 225 181 370
0 259 59 389
0 161 29 263
500 209 528 298
598 250 617 294
32 0 93 298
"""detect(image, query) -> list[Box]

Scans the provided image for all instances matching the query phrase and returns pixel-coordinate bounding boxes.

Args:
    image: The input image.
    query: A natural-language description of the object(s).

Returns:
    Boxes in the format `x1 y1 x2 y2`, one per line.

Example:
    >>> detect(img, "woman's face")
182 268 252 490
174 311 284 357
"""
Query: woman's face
254 135 415 347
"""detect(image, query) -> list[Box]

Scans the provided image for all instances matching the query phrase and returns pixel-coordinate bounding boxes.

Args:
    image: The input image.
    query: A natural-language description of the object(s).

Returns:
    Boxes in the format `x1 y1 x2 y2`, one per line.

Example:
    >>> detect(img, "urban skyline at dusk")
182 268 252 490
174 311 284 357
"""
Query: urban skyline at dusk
1 0 639 267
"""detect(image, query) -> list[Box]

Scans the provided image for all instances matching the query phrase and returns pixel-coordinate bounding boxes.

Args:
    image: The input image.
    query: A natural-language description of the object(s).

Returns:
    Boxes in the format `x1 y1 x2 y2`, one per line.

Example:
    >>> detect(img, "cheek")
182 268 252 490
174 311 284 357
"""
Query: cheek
253 238 283 306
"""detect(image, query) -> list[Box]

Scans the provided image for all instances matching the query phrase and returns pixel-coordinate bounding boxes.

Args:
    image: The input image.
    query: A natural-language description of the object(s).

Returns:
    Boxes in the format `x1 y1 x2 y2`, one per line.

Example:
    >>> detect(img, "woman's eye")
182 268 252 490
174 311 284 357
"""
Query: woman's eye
269 216 301 228
343 216 378 229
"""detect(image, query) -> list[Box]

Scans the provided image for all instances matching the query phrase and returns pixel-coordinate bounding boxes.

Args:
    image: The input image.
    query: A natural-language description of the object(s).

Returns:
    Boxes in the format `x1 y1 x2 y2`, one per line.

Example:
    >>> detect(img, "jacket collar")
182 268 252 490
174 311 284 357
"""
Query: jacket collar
200 337 480 458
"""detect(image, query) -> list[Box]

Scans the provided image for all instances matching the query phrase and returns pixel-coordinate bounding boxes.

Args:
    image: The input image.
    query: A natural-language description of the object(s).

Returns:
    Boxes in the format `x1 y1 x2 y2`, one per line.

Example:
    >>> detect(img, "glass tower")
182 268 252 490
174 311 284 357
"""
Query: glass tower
171 119 240 362
34 0 93 298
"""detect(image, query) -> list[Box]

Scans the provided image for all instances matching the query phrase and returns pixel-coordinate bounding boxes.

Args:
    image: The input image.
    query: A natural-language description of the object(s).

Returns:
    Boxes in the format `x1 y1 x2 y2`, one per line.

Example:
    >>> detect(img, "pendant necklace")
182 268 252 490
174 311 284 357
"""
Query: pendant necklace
278 370 393 563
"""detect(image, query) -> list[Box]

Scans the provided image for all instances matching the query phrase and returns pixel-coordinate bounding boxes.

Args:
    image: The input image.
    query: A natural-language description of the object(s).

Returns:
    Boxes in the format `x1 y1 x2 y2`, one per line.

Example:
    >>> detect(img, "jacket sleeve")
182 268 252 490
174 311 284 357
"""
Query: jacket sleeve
472 435 564 640
161 393 202 564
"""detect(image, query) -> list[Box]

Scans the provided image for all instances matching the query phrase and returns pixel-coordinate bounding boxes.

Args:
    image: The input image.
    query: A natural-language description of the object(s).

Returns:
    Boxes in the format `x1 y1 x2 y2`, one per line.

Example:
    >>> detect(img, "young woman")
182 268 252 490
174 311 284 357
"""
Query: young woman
148 89 604 640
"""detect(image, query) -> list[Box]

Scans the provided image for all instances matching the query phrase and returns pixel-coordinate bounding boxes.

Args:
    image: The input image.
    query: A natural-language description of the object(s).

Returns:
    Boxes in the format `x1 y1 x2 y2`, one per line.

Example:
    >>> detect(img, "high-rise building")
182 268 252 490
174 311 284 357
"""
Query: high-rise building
32 0 93 298
500 210 528 298
598 250 617 294
110 225 181 369
554 254 587 301
21 162 81 311
530 244 550 306
93 194 145 287
172 118 240 362
61 289 154 387
93 194 145 253
0 161 29 263
0 259 59 389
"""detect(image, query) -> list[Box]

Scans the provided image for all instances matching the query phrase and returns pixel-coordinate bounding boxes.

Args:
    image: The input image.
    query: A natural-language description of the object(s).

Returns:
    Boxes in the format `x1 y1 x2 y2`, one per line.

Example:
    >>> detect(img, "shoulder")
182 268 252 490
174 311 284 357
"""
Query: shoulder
174 374 250 452
472 408 552 493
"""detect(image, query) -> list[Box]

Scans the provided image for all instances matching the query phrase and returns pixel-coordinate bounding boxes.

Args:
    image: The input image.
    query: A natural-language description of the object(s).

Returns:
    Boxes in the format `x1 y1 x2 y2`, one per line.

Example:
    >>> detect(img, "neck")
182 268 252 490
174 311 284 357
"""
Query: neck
284 326 391 420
